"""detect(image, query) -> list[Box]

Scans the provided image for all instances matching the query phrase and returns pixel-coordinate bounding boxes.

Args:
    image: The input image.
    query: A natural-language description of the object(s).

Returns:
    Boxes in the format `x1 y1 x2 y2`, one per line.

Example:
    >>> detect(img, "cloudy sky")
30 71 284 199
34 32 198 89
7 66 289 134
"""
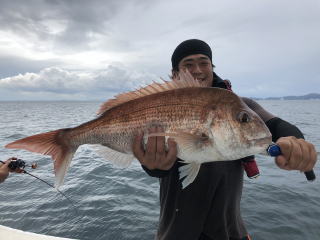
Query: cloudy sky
0 0 319 101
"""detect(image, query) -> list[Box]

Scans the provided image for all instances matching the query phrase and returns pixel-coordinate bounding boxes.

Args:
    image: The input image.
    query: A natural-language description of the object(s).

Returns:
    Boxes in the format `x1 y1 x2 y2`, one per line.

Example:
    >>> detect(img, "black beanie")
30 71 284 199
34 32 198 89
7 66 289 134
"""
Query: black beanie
171 39 212 70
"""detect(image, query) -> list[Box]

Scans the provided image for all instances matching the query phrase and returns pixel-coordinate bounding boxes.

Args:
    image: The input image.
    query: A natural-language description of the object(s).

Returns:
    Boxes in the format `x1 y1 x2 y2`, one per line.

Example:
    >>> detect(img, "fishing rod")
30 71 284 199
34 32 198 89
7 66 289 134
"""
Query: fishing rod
266 144 316 181
0 158 78 209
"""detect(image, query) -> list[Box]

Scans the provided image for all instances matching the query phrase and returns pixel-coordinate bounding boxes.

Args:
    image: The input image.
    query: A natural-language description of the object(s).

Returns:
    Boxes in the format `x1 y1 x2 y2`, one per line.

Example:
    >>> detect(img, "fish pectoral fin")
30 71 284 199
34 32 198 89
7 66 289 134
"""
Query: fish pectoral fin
178 162 201 189
93 145 134 168
148 131 212 152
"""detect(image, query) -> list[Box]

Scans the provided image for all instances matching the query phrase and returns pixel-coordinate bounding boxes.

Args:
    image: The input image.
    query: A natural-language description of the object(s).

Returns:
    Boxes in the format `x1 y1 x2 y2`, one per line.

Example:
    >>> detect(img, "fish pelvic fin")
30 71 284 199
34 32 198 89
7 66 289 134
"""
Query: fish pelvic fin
5 128 77 189
93 144 134 168
179 162 201 189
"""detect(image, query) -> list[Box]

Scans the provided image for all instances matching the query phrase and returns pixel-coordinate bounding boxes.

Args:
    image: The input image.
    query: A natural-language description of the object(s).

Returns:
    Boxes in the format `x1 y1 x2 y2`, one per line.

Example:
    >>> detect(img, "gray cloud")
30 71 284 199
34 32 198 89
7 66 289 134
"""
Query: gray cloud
0 55 60 78
0 64 158 100
0 0 156 53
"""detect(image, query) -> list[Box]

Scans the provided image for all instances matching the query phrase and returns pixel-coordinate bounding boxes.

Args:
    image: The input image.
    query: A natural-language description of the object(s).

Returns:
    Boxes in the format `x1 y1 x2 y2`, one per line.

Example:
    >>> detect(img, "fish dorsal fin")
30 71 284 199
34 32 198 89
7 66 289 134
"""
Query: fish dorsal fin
97 71 205 115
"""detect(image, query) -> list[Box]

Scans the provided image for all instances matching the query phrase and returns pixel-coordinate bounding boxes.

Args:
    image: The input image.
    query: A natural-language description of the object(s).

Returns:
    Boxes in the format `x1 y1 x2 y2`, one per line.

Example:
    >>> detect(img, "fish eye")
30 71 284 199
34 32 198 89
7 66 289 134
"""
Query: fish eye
237 111 251 123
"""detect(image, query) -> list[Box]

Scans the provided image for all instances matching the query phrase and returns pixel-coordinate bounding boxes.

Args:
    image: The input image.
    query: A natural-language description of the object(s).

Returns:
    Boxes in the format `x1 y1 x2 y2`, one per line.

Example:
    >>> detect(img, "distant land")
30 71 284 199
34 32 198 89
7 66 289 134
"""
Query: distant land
252 93 320 100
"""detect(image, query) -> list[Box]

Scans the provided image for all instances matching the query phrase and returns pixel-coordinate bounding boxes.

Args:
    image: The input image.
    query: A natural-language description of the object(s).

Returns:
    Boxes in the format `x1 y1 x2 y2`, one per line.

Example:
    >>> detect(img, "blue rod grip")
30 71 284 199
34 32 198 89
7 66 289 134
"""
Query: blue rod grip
267 144 315 181
267 144 282 157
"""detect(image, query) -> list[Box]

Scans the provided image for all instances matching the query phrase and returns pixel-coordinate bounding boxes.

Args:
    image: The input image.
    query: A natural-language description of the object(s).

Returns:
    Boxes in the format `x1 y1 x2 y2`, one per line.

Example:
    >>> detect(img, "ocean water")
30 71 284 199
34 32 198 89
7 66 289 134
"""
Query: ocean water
0 100 319 240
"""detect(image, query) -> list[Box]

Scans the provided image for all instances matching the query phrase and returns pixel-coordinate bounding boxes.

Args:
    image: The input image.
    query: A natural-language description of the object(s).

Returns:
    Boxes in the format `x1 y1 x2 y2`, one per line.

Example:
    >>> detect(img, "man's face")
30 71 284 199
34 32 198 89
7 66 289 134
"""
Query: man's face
177 54 213 87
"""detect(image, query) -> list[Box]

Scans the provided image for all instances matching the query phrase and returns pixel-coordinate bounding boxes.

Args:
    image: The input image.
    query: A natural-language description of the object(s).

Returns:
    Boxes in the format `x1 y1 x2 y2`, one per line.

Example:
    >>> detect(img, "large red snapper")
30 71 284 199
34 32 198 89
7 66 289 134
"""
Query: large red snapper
5 72 271 189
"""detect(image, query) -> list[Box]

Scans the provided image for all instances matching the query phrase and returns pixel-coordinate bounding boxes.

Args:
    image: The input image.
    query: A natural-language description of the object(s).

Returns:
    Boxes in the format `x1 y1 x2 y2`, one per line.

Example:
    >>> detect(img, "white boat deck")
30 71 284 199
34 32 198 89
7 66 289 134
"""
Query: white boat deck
0 225 77 240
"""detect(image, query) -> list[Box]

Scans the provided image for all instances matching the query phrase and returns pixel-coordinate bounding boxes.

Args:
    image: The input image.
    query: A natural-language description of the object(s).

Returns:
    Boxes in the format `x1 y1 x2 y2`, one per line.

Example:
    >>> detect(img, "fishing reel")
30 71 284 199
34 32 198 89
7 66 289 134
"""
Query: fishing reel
8 158 26 171
7 158 37 172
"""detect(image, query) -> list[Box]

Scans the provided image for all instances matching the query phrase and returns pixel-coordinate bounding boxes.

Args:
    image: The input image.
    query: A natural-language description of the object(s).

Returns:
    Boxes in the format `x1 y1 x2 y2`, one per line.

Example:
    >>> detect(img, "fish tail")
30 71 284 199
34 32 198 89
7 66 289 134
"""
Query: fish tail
5 128 77 188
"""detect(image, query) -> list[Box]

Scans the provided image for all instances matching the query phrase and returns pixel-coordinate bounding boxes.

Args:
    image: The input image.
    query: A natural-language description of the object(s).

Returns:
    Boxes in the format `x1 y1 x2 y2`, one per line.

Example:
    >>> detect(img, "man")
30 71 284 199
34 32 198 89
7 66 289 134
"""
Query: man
132 39 317 240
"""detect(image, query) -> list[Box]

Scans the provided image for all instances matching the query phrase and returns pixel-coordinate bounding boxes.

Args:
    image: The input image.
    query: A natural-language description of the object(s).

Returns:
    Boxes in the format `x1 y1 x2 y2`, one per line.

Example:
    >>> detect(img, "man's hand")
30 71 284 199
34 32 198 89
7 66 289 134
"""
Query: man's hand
132 126 177 170
0 160 11 183
275 136 317 171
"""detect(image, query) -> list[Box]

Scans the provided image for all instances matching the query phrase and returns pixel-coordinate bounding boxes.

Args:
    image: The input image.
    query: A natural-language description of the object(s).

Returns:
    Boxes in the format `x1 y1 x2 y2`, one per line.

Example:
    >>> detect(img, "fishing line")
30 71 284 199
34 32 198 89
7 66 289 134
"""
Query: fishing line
0 159 85 222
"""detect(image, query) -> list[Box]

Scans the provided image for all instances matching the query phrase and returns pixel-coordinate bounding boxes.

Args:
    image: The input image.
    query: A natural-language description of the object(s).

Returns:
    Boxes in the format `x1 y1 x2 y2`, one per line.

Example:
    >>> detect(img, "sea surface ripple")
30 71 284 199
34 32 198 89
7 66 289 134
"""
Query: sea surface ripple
0 100 319 240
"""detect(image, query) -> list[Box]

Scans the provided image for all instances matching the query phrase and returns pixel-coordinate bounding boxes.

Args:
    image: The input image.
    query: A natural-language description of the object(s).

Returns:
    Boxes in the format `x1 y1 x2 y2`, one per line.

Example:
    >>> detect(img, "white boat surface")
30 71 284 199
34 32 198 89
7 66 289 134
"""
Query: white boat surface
0 224 77 240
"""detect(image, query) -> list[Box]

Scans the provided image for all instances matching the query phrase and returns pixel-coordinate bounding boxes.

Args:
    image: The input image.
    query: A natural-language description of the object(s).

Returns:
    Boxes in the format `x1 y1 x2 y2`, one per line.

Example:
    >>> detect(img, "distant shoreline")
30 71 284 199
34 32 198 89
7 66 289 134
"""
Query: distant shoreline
251 93 320 101
0 93 319 102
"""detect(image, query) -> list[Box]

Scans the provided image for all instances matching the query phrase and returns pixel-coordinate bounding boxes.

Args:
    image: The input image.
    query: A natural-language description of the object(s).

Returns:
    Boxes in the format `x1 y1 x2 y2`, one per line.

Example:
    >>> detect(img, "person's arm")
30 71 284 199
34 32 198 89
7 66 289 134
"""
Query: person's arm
242 97 317 172
242 97 276 122
132 126 177 178
0 160 10 183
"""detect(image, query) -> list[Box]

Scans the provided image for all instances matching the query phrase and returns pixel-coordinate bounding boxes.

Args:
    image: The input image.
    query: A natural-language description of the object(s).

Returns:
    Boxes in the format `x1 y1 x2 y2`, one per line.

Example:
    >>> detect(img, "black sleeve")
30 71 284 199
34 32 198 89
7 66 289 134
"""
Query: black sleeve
265 117 304 142
141 163 176 178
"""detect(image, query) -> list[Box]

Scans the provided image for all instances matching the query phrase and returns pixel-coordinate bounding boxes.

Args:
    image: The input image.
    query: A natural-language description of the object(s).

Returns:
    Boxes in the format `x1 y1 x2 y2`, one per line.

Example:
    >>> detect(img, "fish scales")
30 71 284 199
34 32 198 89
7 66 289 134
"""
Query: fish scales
69 88 214 150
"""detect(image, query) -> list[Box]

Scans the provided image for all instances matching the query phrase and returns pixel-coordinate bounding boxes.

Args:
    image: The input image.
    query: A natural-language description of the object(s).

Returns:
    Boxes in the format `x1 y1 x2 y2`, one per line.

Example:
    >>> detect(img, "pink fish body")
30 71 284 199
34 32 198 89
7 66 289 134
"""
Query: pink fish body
6 72 271 188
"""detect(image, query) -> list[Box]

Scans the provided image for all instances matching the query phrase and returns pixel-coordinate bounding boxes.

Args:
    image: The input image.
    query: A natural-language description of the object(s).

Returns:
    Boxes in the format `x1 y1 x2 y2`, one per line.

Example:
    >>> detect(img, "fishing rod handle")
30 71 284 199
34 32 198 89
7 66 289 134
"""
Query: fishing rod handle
267 144 316 181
